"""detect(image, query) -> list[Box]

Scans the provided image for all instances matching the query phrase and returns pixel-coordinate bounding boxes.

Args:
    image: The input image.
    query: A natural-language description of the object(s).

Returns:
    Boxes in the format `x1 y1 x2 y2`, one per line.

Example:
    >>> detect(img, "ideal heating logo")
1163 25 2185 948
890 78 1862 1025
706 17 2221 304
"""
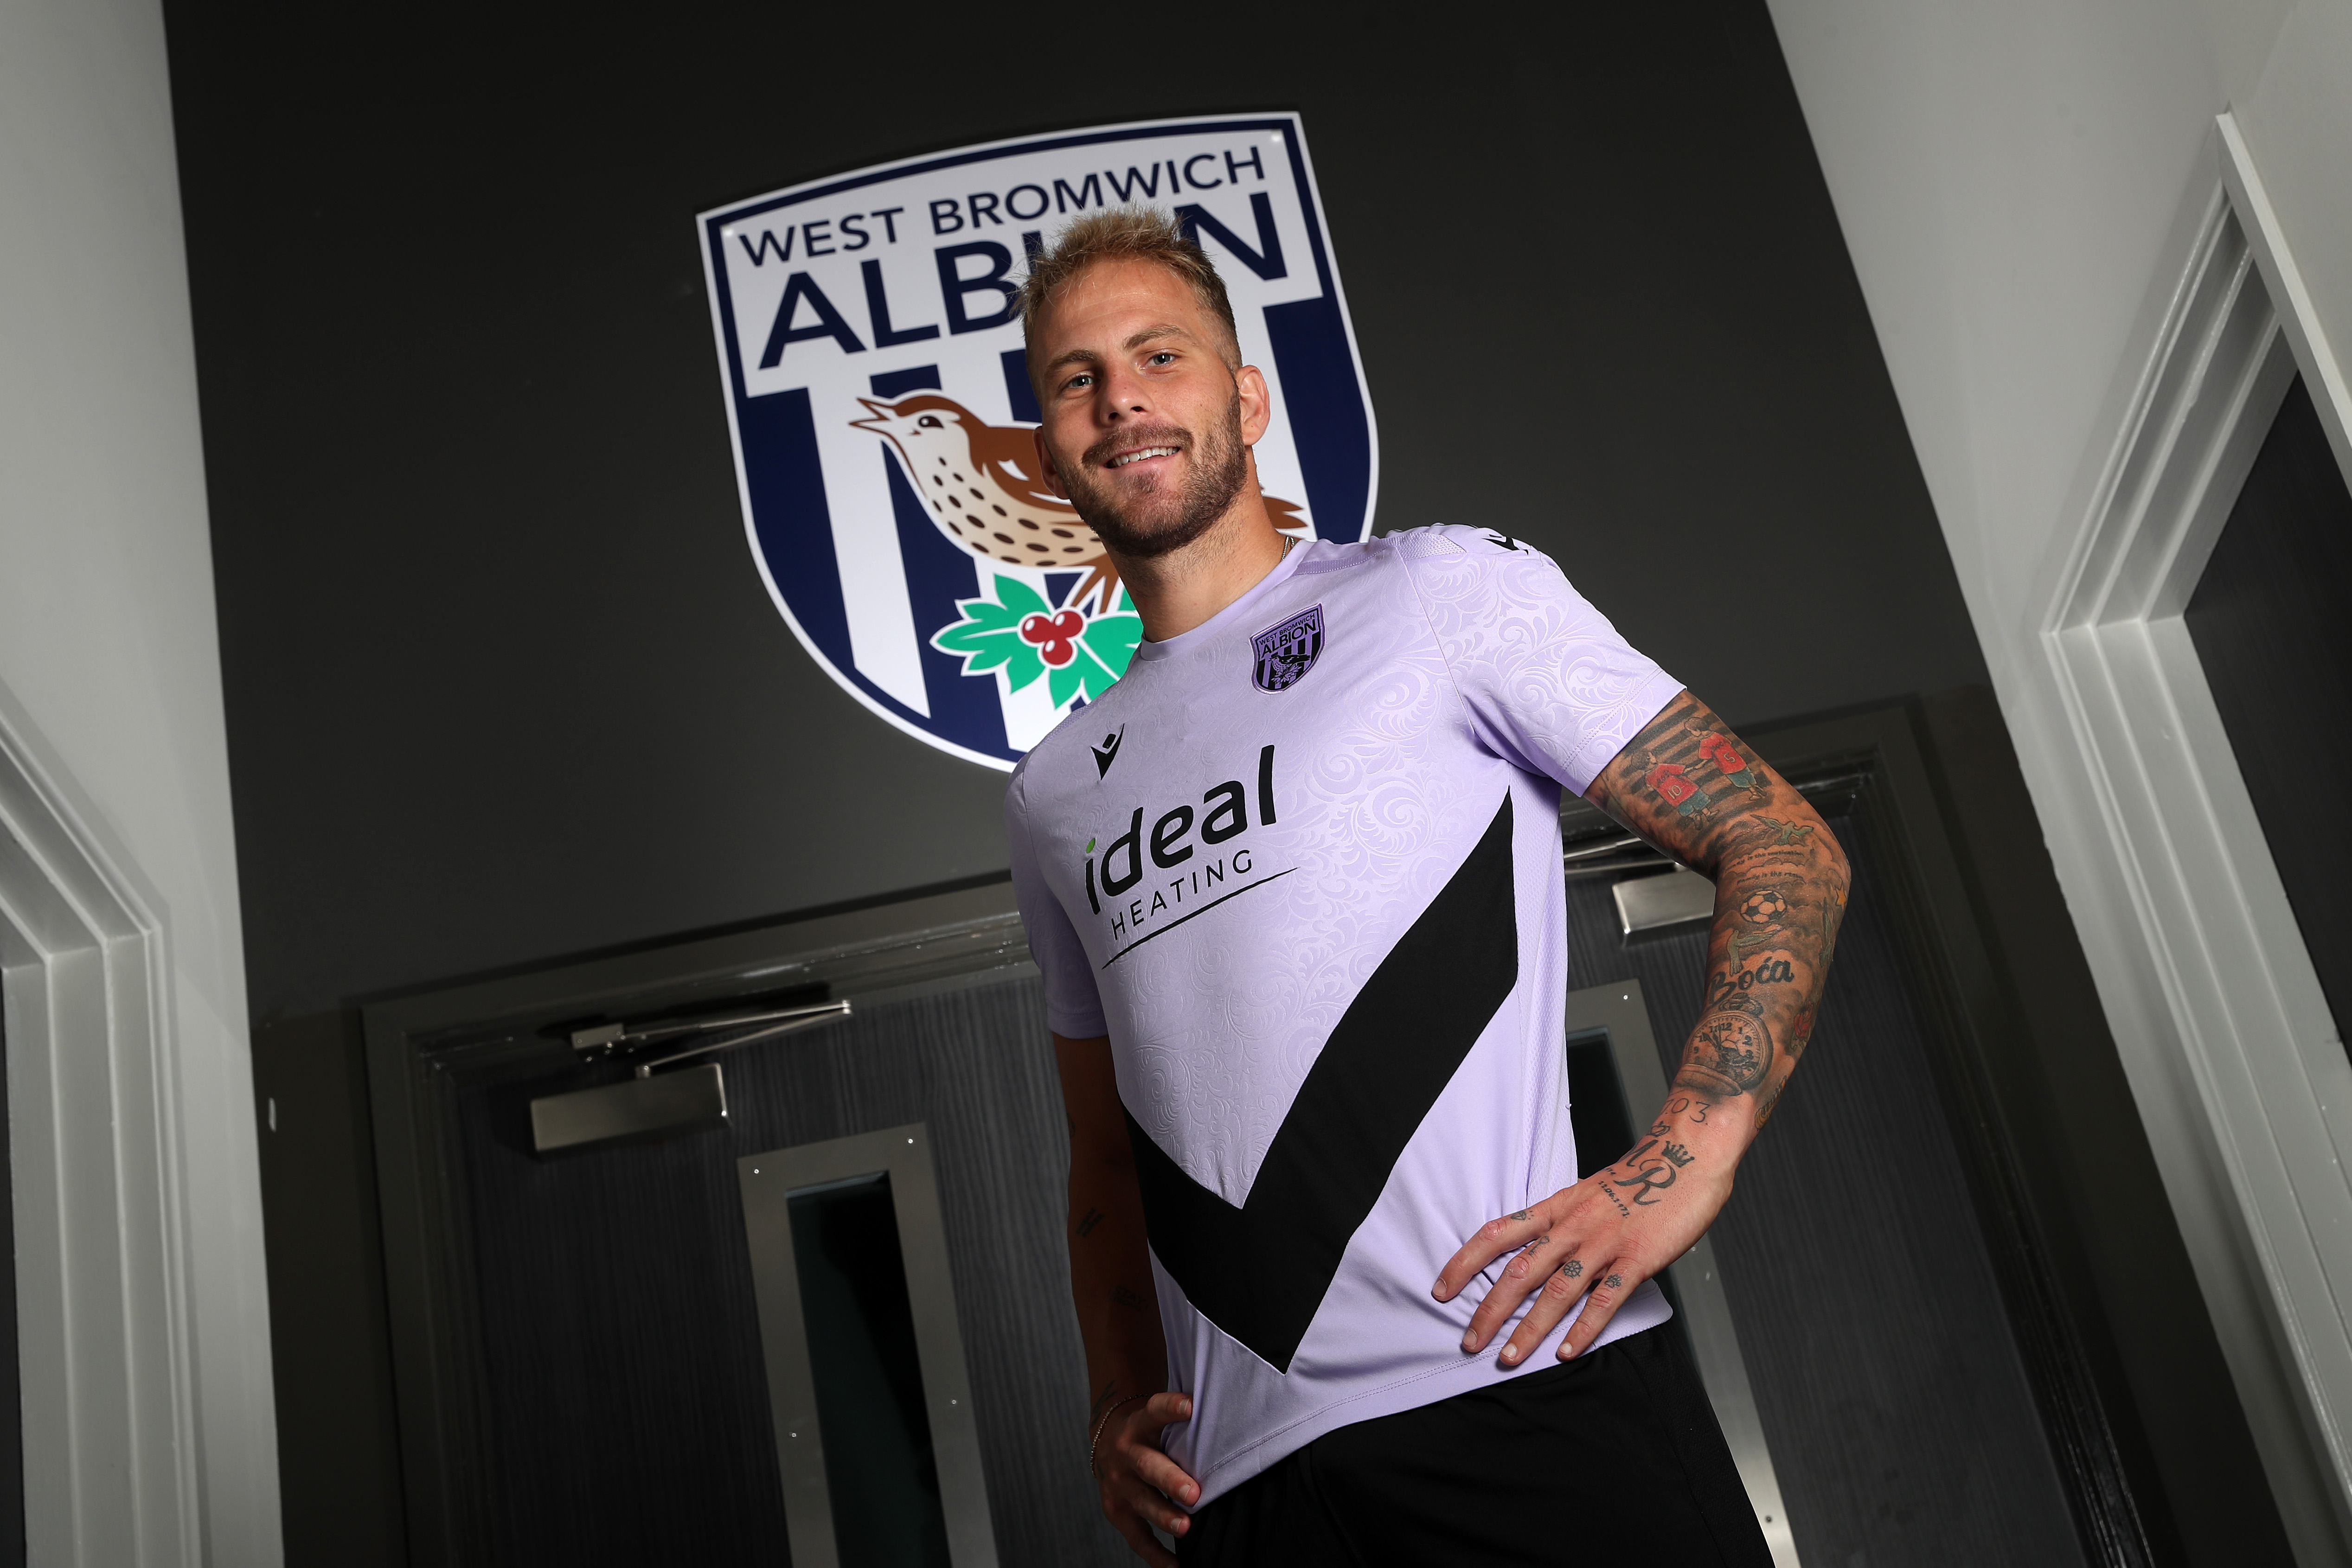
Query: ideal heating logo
1083 745 1291 966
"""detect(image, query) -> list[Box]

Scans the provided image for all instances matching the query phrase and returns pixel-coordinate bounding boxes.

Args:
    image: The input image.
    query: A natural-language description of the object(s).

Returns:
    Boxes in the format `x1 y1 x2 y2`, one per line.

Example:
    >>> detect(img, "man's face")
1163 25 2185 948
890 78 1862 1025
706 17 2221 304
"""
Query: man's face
1030 259 1271 559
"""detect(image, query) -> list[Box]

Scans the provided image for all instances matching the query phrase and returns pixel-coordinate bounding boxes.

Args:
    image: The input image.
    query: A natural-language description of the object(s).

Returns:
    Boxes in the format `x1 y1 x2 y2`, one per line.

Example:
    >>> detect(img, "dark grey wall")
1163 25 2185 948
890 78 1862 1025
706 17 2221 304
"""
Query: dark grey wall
168 0 1984 1025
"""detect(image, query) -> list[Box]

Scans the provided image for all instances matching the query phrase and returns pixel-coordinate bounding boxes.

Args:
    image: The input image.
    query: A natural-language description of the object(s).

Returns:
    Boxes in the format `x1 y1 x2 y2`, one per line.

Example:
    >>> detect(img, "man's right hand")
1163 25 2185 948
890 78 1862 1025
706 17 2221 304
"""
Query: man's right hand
1095 1391 1199 1565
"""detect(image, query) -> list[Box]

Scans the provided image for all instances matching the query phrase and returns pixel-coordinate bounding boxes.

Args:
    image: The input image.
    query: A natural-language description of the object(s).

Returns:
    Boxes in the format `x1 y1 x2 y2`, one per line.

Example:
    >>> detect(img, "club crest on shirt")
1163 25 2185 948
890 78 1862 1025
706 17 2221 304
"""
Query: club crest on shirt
695 114 1378 771
1252 603 1326 693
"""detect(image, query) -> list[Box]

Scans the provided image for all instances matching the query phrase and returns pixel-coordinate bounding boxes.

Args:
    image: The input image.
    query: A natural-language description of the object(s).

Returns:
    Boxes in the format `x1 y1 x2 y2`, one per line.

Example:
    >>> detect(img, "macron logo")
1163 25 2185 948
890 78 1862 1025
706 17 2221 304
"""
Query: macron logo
1092 725 1126 779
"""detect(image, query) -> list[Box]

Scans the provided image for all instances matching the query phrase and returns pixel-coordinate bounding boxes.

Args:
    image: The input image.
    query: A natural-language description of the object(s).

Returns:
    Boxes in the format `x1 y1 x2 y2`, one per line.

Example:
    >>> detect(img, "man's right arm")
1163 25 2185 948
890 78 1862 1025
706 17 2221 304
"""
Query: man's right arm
1054 1031 1198 1562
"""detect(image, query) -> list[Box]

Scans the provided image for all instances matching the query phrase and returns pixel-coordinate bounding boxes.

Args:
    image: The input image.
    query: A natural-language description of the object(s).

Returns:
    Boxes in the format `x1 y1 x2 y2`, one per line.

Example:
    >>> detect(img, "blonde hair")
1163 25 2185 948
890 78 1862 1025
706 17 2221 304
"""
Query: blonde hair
1019 205 1242 370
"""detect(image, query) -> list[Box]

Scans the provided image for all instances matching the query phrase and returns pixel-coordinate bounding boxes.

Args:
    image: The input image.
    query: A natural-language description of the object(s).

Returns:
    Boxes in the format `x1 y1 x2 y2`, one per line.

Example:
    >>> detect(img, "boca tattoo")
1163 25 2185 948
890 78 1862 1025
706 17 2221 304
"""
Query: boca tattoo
1709 956 1795 1006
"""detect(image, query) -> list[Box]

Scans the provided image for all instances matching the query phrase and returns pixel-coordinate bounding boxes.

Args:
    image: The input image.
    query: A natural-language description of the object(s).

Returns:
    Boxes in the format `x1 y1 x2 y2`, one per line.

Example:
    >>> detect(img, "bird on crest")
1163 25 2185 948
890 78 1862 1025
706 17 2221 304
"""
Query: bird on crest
851 393 1309 614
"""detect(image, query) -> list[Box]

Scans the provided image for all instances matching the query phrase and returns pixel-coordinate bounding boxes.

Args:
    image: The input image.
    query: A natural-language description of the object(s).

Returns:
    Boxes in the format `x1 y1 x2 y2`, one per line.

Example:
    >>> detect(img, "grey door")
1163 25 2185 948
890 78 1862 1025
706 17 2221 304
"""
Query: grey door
437 966 1121 1567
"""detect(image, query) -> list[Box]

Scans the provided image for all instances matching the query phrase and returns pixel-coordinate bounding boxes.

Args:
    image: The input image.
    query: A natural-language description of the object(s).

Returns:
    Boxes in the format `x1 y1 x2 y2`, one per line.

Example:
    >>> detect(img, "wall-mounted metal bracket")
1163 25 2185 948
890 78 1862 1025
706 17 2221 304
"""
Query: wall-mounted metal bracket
528 1002 854 1155
624 1002 851 1077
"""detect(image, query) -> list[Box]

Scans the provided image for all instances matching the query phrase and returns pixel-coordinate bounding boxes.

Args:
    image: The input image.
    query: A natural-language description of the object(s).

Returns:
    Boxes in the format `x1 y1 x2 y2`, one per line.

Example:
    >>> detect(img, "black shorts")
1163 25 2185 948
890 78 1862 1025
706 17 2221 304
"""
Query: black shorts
1176 1326 1772 1567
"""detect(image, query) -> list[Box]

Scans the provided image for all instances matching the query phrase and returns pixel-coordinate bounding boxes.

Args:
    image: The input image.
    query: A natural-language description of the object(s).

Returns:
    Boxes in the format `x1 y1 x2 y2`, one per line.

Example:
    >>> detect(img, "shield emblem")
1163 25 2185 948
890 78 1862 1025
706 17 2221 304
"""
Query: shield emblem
698 114 1378 770
1252 604 1326 693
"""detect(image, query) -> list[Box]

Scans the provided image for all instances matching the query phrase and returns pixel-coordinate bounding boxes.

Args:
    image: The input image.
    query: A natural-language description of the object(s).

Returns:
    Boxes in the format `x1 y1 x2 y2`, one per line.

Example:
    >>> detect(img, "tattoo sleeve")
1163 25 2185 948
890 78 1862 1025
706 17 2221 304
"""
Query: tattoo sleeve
1586 691 1848 1128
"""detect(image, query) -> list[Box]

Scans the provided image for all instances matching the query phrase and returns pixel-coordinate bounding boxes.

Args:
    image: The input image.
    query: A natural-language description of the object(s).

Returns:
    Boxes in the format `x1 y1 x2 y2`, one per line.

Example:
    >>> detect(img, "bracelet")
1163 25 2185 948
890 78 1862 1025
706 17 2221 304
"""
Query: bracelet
1087 1393 1152 1479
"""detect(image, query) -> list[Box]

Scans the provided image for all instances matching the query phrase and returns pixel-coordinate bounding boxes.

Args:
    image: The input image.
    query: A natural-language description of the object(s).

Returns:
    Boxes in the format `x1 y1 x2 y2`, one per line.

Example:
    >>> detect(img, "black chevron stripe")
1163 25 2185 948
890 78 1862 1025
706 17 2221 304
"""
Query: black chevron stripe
1123 793 1520 1372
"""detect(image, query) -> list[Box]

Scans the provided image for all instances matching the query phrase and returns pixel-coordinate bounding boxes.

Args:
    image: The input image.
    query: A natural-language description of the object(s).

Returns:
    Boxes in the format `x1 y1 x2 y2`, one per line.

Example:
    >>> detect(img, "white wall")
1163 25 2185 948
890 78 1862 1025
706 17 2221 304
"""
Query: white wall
0 0 280 1560
1763 0 2352 1560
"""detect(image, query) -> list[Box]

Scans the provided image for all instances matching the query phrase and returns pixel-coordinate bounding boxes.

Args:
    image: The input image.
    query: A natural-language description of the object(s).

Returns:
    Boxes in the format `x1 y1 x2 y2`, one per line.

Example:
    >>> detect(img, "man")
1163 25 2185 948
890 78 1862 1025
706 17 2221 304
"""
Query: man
1003 207 1848 1565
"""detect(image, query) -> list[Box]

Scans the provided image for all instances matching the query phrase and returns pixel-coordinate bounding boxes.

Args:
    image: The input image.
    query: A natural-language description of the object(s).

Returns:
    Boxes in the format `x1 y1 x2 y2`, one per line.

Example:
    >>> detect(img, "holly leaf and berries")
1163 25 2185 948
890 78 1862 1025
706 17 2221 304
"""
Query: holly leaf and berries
930 575 1141 709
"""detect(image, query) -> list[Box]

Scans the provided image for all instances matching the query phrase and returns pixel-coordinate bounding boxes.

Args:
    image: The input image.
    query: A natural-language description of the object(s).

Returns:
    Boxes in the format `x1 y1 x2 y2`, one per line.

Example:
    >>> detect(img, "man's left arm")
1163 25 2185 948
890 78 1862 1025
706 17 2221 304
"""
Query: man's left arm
1434 687 1849 1363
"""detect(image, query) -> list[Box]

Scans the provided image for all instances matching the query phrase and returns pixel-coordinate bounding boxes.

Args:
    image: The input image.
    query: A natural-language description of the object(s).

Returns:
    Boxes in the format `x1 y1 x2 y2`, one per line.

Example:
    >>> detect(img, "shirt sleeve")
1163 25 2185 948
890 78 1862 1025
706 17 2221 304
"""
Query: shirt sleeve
1398 527 1683 795
1005 764 1110 1039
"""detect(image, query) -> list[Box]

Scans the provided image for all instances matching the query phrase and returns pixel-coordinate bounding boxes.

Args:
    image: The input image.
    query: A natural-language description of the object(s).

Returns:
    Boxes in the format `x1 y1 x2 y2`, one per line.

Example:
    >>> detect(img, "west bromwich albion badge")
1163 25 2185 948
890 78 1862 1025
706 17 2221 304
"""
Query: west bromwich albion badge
698 114 1378 770
1252 604 1326 693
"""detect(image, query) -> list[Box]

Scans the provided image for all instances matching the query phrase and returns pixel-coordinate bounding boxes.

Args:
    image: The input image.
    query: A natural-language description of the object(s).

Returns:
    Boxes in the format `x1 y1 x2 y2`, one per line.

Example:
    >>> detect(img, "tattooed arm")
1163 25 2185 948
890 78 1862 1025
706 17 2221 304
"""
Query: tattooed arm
1434 689 1848 1363
1055 1032 1197 1564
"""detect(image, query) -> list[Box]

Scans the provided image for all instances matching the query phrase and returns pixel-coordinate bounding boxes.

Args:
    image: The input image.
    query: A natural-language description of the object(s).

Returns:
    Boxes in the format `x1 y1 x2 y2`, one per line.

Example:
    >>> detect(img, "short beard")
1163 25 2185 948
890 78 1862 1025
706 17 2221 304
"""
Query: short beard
1058 390 1249 560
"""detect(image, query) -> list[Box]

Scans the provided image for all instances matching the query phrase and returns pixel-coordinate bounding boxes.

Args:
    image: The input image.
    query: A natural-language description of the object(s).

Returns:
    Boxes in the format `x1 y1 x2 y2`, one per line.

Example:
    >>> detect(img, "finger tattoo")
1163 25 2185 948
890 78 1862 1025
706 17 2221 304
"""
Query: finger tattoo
1603 1274 1623 1290
1563 1259 1583 1278
1509 1209 1532 1222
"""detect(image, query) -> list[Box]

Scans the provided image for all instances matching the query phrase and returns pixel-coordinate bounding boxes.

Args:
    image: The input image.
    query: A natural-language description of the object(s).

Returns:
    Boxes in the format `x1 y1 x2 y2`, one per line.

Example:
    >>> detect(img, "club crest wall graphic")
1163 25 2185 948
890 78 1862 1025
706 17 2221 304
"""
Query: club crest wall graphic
698 114 1378 769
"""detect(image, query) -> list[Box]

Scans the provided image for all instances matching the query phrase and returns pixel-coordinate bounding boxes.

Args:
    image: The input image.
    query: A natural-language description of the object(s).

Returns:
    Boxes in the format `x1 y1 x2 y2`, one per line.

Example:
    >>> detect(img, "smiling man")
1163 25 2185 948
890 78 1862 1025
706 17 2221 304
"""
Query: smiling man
1003 207 1848 1566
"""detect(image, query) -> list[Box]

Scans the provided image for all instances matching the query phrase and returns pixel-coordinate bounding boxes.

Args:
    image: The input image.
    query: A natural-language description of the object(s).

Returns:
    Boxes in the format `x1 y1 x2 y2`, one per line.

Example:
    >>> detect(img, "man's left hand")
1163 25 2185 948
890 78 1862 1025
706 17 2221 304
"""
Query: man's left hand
1432 1111 1745 1364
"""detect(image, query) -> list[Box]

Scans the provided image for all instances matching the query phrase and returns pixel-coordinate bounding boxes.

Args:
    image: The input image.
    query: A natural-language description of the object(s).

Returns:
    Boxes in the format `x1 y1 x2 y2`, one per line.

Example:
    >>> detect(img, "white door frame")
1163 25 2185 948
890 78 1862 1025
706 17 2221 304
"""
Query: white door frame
2038 114 2352 1563
0 685 202 1566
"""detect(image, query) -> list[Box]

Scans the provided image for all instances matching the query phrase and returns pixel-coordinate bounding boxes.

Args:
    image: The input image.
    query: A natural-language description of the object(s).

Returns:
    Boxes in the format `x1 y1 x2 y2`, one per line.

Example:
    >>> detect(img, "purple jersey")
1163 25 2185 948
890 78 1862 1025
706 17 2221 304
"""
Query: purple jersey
1005 525 1684 1505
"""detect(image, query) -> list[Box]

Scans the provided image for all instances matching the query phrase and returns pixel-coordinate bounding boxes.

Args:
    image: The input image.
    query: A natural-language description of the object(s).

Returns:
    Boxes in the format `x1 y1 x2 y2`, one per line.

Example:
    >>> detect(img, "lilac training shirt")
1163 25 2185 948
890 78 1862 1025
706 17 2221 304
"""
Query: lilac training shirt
1005 525 1685 1506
